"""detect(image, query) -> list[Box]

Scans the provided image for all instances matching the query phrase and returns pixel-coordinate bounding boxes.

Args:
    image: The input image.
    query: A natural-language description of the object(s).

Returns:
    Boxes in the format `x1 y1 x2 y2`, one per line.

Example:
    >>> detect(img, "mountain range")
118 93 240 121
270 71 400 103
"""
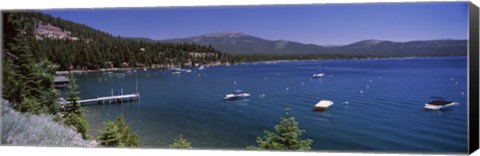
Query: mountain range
154 32 467 56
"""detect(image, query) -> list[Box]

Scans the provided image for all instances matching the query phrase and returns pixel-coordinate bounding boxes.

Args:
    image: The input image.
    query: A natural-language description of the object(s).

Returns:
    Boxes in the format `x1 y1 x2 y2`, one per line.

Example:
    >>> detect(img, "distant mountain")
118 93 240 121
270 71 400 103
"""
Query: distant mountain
332 39 467 56
123 36 157 43
161 32 467 56
161 32 329 55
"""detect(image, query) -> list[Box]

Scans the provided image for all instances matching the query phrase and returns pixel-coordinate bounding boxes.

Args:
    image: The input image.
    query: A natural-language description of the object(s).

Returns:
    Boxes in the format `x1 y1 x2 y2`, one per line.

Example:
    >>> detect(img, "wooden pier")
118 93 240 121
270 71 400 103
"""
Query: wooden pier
60 92 140 106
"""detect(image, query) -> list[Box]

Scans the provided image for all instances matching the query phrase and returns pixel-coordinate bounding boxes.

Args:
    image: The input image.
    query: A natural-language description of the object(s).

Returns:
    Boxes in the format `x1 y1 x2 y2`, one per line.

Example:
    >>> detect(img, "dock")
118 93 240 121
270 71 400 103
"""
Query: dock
60 93 140 106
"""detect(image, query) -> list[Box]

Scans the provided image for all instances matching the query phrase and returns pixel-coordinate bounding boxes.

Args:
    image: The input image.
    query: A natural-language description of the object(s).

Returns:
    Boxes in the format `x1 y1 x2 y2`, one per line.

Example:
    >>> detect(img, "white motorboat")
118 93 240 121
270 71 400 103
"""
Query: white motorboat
314 100 334 111
312 73 325 78
424 97 459 110
312 63 325 78
224 90 250 100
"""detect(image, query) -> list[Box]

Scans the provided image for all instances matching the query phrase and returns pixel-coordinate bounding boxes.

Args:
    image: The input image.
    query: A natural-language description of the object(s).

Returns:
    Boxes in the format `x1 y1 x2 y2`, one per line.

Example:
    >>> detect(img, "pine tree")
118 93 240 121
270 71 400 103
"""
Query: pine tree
3 12 59 115
98 121 123 146
116 114 139 147
63 73 90 139
65 73 81 114
247 109 313 151
169 135 192 149
98 114 139 147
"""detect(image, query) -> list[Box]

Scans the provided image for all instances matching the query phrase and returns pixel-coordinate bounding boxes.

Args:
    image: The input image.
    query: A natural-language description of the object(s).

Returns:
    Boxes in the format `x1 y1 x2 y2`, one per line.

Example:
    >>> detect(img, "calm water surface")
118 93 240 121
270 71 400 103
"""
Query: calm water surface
71 57 467 153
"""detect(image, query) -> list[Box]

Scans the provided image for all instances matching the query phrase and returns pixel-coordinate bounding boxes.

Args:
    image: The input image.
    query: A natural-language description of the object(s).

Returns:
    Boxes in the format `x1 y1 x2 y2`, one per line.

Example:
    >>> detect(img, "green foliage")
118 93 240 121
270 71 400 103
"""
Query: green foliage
98 114 139 147
248 109 313 151
98 121 122 147
63 113 90 139
2 12 60 115
65 74 81 114
169 135 192 149
63 74 90 139
116 114 139 147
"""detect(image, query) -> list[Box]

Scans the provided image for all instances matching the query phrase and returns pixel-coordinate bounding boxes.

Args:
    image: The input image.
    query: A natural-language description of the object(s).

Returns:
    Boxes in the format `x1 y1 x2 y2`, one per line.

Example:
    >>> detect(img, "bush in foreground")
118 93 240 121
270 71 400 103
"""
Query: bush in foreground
169 135 192 149
247 109 313 151
1 103 95 147
98 114 139 147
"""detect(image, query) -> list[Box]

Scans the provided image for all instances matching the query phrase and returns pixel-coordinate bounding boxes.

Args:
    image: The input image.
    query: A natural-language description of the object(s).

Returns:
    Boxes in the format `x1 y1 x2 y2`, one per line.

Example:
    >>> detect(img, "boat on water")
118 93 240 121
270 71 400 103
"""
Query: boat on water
314 100 334 111
198 66 205 70
224 90 250 100
424 96 459 110
312 63 325 78
312 73 325 78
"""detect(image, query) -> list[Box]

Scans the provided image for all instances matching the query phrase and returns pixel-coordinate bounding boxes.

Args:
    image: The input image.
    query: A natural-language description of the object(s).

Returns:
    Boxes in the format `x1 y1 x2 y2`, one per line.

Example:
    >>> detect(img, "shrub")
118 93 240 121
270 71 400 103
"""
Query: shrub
247 109 313 151
169 135 192 149
98 114 139 147
1 104 94 147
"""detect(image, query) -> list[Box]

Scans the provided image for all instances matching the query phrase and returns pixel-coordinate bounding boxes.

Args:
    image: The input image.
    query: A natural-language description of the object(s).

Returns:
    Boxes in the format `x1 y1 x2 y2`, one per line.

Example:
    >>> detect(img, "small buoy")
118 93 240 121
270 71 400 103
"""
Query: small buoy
360 90 364 94
234 81 237 85
366 85 370 88
461 91 465 95
286 87 289 91
345 101 349 104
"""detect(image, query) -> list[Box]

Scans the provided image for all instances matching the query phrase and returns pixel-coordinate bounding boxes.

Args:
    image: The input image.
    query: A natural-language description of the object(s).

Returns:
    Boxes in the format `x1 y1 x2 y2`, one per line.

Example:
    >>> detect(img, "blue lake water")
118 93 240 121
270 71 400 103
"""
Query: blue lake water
72 57 468 153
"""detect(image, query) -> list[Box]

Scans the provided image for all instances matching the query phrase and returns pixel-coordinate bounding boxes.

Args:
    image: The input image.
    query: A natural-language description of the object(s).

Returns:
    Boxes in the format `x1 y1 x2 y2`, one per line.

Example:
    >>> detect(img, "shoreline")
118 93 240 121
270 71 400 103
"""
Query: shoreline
56 55 466 74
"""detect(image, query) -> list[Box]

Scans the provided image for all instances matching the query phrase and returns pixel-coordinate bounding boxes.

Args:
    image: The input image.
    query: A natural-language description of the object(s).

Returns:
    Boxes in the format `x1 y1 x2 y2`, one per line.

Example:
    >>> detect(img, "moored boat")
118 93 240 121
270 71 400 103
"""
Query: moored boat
224 90 250 100
312 73 325 78
424 96 459 110
314 100 334 111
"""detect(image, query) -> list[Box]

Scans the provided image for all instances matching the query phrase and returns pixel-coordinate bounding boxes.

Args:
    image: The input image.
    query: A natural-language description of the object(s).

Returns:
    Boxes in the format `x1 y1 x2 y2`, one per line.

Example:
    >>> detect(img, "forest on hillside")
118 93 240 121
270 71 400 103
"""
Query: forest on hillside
3 12 361 71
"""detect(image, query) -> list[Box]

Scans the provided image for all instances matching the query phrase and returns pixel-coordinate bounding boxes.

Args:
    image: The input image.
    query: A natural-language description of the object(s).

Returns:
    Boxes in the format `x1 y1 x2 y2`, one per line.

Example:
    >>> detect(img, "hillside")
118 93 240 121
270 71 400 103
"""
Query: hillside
3 12 229 71
162 32 329 55
332 39 467 56
161 32 467 56
3 12 467 72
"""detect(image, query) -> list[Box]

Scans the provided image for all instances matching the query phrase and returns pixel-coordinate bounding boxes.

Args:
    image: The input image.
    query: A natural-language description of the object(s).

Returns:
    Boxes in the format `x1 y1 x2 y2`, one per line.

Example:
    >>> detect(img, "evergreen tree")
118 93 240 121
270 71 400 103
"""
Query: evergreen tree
65 73 81 114
64 113 90 139
98 121 122 146
247 109 313 151
2 12 60 115
169 135 192 149
98 114 139 147
115 114 140 147
63 73 90 139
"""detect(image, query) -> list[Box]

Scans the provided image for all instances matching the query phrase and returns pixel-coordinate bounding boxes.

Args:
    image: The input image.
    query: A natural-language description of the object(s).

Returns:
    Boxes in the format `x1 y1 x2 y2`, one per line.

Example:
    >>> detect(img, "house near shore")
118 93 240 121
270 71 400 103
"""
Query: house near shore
54 76 69 89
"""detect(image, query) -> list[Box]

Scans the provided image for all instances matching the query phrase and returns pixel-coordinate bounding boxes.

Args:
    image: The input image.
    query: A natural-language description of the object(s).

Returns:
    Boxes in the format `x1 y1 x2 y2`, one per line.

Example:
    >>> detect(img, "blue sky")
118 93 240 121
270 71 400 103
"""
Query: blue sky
41 2 468 45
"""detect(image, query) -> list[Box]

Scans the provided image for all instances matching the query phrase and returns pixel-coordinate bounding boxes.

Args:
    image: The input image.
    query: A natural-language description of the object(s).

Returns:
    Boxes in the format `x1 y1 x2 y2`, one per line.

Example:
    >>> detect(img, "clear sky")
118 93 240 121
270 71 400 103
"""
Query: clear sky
40 2 468 45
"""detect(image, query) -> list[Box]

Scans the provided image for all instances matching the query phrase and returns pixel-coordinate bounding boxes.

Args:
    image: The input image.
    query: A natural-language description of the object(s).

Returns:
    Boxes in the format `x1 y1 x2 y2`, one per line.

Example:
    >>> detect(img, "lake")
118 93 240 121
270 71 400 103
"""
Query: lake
71 57 468 153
